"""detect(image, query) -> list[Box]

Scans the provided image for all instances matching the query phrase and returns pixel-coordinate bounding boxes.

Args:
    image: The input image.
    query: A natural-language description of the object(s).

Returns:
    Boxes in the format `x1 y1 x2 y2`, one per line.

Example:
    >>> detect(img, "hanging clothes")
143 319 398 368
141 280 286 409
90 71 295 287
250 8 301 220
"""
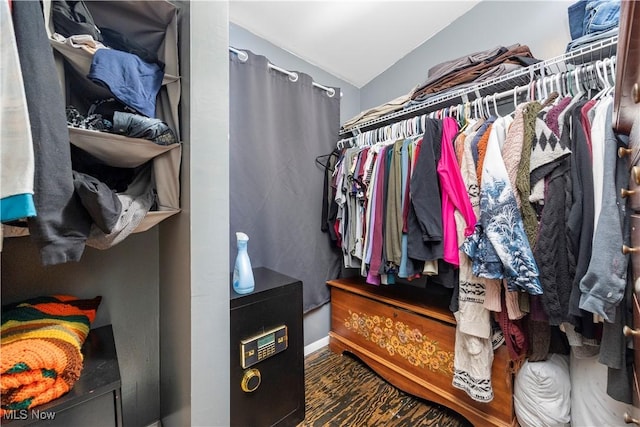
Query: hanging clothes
0 0 36 224
579 100 627 322
13 0 92 265
452 118 494 403
323 62 630 403
531 110 573 327
407 119 444 264
460 116 543 295
438 117 476 267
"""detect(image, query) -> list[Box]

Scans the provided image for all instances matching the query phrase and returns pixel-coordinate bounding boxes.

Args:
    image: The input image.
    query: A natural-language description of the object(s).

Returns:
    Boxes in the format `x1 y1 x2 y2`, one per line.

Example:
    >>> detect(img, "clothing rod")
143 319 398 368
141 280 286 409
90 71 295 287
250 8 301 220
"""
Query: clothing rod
229 46 338 98
337 58 616 146
341 55 615 138
340 34 618 136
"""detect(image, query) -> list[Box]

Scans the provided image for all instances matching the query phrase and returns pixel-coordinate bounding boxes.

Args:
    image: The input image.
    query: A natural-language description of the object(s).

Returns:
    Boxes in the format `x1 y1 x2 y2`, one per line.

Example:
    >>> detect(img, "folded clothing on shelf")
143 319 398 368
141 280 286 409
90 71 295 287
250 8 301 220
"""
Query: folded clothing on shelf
51 33 108 55
70 144 136 193
112 111 177 146
342 44 541 131
85 162 155 250
566 1 620 52
566 27 618 53
0 295 102 416
51 0 103 42
69 147 156 246
87 48 164 118
66 105 112 132
412 44 540 102
67 103 177 146
342 86 417 131
73 170 122 233
99 27 164 70
568 0 620 41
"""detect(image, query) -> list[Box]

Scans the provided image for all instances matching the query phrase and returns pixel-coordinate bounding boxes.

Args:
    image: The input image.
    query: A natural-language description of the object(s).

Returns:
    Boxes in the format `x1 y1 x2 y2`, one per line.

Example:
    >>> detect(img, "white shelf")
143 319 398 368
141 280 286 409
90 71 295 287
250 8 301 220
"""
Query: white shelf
340 35 619 136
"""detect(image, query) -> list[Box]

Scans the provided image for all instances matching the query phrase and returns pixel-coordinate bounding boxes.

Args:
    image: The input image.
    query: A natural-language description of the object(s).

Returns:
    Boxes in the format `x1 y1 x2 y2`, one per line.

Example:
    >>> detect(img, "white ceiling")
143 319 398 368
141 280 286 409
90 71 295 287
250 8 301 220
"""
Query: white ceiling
229 1 481 88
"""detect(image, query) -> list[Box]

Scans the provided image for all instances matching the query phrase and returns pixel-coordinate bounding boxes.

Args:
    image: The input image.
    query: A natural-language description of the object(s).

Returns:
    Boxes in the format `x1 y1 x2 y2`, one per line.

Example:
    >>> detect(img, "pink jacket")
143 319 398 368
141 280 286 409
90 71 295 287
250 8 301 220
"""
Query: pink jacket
438 117 477 266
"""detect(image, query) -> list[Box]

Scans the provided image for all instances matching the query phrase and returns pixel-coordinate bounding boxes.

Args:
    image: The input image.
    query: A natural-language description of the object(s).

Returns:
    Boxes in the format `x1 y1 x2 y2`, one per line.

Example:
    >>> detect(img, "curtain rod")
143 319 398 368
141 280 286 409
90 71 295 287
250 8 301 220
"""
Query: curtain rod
229 47 339 98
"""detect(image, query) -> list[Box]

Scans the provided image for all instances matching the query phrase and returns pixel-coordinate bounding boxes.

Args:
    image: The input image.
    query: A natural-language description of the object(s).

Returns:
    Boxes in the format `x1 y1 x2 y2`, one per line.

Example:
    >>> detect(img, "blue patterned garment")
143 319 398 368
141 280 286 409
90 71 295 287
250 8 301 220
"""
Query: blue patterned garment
461 124 543 295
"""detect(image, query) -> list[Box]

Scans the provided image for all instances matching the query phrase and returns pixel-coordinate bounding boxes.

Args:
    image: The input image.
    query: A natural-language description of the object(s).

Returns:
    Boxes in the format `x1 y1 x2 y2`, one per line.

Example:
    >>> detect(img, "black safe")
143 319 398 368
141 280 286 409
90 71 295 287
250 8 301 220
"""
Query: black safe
230 268 305 427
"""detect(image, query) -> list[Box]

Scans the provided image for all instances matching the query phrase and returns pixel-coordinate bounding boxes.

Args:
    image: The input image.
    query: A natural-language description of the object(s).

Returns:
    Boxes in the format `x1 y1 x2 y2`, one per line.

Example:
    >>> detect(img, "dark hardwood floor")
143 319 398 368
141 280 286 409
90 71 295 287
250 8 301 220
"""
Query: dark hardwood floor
301 347 473 427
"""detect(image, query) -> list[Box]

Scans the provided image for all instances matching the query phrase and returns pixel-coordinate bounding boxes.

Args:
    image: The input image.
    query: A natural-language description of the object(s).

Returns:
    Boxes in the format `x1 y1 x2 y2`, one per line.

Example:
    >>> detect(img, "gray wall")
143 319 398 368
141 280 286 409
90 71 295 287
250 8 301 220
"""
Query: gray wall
361 0 573 110
160 2 230 427
159 1 191 425
188 1 230 426
229 22 360 346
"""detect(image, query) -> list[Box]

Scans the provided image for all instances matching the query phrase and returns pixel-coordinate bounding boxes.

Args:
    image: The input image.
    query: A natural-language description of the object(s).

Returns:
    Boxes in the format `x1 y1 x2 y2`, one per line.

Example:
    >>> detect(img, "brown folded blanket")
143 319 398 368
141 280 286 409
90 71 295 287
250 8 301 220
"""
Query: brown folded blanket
412 44 539 101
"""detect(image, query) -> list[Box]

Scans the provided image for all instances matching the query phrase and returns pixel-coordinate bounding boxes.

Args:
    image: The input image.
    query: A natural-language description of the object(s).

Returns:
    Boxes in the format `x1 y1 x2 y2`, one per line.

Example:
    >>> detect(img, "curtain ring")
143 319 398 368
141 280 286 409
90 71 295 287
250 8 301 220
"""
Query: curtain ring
289 72 299 83
230 47 249 62
326 88 336 97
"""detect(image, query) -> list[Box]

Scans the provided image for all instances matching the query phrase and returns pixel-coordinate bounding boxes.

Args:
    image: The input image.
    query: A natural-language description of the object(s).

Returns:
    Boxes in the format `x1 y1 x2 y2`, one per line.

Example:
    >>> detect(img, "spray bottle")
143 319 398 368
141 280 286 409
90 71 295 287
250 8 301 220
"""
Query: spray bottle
233 232 255 294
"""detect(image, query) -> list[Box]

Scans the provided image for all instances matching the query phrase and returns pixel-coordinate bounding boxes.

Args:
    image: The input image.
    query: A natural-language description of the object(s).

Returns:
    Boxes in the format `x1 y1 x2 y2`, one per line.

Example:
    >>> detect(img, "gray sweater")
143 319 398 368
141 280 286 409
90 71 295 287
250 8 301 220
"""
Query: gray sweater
578 100 628 321
600 125 634 405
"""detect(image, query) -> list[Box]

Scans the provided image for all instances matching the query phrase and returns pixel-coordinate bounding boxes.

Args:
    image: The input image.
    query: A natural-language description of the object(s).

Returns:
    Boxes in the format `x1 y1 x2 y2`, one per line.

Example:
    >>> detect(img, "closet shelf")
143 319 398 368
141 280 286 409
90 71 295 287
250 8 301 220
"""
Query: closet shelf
3 128 182 241
69 126 182 233
21 10 184 248
340 35 619 136
2 208 180 239
133 209 180 232
68 127 180 168
50 38 180 87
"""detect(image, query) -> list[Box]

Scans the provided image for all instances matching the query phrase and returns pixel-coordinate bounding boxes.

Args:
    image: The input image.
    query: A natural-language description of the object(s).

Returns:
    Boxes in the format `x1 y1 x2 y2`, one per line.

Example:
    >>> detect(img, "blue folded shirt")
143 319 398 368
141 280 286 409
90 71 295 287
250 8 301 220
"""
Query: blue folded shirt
88 49 163 118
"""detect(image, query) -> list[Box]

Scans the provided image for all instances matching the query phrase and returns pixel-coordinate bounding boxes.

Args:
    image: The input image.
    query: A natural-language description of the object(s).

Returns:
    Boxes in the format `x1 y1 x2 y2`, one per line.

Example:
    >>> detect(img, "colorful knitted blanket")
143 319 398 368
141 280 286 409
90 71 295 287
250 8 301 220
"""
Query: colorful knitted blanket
1 295 101 416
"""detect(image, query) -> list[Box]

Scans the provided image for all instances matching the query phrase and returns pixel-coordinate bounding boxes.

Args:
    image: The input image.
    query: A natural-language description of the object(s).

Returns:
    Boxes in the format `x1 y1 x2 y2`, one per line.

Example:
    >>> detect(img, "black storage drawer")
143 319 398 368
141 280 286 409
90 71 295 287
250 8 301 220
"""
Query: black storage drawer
230 268 305 427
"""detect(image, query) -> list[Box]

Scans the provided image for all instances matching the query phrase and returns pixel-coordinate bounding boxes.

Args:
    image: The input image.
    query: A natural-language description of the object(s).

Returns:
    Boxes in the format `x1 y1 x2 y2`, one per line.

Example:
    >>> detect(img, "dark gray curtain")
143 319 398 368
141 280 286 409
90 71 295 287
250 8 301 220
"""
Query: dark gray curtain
230 50 341 312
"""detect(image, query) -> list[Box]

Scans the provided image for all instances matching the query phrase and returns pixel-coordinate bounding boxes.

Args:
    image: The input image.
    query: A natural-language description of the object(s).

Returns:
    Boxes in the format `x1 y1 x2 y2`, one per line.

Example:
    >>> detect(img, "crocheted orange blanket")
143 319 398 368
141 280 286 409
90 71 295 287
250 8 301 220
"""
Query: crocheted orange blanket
0 295 101 416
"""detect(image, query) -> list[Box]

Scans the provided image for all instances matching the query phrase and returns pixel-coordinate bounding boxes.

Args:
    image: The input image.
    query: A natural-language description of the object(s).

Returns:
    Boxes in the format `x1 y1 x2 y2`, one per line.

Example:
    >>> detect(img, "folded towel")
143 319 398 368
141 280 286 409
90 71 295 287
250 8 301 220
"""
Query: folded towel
1 295 101 415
